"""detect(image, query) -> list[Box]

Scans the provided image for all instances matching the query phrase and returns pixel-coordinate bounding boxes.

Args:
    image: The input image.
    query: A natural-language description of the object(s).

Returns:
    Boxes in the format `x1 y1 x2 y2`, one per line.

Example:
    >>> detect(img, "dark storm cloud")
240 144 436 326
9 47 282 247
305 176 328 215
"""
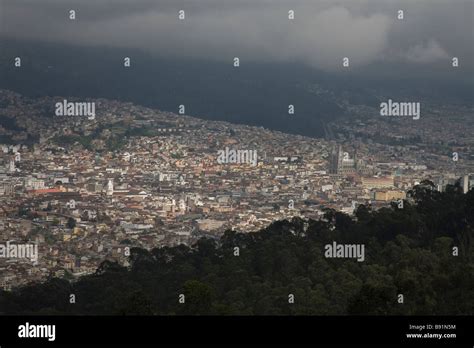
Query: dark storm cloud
1 0 473 71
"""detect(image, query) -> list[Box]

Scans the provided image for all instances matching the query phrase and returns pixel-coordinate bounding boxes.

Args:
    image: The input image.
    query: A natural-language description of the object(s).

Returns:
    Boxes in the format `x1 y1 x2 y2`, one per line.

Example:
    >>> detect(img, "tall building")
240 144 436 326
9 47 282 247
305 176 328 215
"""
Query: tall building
106 179 114 196
8 158 15 173
329 145 357 175
462 174 474 194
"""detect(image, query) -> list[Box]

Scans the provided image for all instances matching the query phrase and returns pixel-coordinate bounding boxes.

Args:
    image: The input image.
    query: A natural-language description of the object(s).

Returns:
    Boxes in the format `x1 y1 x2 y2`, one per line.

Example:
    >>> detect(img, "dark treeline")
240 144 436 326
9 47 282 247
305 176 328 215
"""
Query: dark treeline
1 181 473 315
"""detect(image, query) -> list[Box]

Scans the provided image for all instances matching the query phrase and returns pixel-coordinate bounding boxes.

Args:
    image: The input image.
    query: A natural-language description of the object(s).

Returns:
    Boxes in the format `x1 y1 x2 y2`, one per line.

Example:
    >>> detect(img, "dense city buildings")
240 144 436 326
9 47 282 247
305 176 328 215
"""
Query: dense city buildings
0 89 473 289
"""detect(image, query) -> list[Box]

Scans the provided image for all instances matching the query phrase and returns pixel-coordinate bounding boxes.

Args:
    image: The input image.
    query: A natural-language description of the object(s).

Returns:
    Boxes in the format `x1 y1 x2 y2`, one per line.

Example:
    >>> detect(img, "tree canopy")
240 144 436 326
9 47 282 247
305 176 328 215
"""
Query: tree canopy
1 182 473 315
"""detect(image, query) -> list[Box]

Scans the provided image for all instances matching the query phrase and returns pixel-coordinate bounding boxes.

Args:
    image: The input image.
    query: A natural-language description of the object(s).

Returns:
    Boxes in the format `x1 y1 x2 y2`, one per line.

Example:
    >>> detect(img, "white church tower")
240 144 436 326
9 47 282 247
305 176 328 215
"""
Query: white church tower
8 158 15 173
106 179 114 196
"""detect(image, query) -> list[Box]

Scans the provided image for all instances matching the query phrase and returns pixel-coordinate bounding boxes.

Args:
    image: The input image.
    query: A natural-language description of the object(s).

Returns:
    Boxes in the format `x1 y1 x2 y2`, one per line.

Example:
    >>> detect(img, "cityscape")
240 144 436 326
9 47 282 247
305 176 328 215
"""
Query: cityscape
0 88 472 289
0 0 473 344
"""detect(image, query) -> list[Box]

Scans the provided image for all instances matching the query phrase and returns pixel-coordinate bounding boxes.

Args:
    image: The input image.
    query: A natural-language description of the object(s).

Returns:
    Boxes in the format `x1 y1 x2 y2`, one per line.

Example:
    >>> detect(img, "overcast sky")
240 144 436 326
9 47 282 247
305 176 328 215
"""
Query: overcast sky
1 0 473 72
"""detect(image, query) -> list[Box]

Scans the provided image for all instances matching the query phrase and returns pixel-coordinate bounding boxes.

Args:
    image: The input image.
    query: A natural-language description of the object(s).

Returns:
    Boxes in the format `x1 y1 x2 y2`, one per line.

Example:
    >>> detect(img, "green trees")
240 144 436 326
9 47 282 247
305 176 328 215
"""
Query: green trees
179 280 213 315
0 184 473 315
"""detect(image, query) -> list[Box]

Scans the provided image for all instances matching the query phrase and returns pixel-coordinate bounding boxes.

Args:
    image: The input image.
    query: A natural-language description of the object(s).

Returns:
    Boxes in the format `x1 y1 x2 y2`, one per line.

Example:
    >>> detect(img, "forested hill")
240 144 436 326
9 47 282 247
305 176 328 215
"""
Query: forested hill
1 181 473 315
